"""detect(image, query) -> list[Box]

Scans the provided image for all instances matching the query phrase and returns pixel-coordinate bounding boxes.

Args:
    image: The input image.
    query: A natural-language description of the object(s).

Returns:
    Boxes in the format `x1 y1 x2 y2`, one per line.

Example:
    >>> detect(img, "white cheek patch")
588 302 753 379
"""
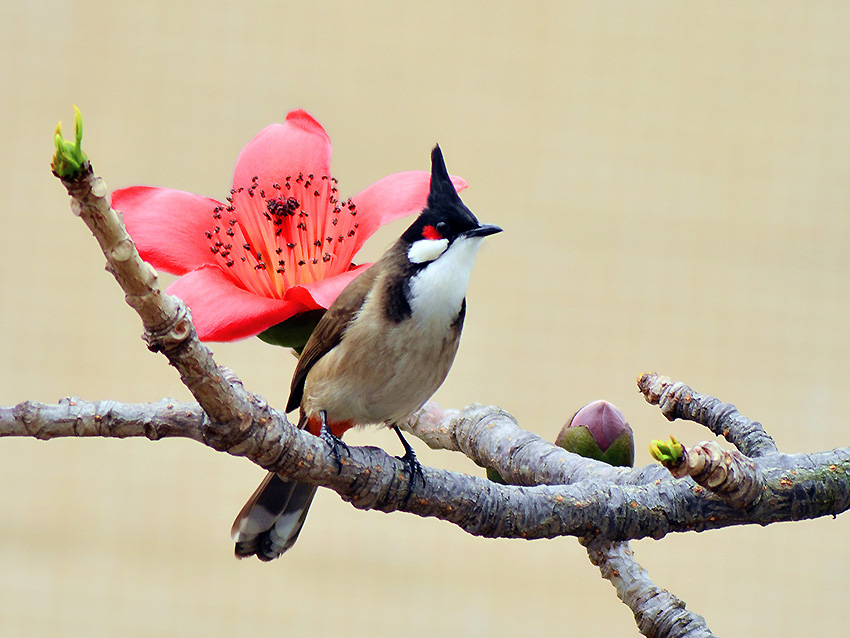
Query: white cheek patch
408 236 485 324
408 238 449 264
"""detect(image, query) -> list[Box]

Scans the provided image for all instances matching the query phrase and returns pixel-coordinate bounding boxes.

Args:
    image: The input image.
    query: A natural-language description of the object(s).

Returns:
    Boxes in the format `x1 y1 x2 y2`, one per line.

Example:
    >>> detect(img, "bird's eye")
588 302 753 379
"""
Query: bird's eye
435 221 450 236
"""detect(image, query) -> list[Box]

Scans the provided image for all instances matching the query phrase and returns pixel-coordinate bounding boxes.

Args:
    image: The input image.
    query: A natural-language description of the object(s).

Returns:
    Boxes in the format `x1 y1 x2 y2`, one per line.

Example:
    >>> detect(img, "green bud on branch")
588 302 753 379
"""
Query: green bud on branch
51 105 88 179
649 436 684 466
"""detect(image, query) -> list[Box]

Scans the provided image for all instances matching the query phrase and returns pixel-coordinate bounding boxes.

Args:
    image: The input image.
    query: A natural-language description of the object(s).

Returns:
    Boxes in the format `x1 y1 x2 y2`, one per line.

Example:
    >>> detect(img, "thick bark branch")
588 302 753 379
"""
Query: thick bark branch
5 397 849 542
403 403 669 486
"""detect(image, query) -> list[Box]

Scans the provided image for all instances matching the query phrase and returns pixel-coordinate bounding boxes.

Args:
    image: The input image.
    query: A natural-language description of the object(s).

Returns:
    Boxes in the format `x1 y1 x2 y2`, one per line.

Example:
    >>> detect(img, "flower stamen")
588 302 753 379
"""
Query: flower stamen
207 173 359 298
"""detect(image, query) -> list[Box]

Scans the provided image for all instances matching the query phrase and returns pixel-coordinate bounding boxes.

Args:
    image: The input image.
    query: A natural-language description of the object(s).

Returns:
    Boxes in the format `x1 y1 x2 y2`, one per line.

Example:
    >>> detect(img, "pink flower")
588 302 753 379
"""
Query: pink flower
112 110 466 342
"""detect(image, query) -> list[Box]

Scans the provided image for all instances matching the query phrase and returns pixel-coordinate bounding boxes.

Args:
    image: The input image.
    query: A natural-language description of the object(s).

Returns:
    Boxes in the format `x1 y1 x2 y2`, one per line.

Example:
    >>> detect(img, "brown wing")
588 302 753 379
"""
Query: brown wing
285 265 380 413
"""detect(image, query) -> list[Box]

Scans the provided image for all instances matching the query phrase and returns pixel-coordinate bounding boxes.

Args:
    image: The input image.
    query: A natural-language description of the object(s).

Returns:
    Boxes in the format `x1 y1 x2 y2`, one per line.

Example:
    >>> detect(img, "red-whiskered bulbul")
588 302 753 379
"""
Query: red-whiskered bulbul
231 145 501 560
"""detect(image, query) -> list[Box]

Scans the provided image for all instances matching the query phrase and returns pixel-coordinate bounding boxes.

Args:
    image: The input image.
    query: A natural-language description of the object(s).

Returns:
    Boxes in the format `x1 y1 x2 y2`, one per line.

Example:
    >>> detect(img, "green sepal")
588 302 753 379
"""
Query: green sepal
257 309 326 353
599 430 636 468
555 425 635 468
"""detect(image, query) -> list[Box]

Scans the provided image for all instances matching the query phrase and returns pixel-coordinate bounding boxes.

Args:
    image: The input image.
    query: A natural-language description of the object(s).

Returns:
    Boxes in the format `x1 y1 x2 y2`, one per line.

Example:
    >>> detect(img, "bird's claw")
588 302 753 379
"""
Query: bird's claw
319 412 349 474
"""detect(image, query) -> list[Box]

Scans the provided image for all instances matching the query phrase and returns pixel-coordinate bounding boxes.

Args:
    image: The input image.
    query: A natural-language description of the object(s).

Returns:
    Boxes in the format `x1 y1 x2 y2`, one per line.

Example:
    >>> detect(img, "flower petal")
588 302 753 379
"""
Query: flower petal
349 171 468 246
231 109 332 194
167 265 310 341
283 263 372 309
112 186 221 275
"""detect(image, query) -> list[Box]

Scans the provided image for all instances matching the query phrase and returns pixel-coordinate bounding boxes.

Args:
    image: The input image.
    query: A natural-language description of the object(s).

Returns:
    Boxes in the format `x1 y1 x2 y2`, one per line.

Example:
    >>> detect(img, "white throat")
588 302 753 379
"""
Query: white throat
408 235 485 324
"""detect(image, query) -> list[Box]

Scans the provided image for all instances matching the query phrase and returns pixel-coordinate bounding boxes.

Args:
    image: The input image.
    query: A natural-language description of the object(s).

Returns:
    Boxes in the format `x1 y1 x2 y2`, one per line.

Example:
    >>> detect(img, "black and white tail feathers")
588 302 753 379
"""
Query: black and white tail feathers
231 472 317 561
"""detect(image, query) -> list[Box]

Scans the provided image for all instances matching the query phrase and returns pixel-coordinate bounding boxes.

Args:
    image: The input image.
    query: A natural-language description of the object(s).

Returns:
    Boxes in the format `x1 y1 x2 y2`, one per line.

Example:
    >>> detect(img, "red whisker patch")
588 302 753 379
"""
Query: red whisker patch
422 224 443 240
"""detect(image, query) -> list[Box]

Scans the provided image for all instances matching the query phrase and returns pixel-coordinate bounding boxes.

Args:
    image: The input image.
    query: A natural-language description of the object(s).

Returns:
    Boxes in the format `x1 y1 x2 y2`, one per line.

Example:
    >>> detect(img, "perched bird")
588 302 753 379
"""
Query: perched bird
231 145 501 560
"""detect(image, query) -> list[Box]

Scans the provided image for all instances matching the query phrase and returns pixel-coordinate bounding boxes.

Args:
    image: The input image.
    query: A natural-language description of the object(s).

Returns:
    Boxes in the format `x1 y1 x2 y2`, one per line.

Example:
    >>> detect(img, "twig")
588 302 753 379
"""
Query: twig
638 373 778 457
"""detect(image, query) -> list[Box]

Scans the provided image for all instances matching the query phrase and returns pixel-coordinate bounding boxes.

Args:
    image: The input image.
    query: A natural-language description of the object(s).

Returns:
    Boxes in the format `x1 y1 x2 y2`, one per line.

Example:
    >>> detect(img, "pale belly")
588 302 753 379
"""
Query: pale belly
301 317 460 427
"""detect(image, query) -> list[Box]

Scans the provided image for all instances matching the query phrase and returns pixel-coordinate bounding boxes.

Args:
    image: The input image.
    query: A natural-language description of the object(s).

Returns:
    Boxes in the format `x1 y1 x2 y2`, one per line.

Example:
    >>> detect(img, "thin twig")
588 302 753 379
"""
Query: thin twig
638 373 778 457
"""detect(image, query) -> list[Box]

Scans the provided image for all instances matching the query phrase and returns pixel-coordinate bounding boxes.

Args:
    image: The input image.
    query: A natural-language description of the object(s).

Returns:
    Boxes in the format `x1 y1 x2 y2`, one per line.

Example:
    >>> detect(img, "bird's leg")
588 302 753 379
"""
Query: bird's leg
391 425 425 502
318 410 349 474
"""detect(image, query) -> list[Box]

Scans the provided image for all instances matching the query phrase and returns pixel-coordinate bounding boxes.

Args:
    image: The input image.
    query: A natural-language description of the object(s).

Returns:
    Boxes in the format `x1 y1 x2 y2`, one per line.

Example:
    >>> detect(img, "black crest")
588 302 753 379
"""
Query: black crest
427 145 466 211
401 146 479 244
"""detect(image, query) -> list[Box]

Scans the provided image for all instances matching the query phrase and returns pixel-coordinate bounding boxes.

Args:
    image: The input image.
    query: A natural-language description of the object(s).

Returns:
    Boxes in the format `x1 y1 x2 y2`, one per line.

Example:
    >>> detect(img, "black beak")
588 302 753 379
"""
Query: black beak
465 224 503 238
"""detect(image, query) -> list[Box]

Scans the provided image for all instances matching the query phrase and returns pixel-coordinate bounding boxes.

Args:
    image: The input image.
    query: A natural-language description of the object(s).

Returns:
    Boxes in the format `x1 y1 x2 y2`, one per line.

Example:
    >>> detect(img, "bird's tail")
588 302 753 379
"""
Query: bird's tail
231 471 317 561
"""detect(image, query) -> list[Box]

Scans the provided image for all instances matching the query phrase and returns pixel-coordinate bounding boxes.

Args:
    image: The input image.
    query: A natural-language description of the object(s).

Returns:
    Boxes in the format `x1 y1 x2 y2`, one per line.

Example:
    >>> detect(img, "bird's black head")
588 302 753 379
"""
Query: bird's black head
401 145 500 249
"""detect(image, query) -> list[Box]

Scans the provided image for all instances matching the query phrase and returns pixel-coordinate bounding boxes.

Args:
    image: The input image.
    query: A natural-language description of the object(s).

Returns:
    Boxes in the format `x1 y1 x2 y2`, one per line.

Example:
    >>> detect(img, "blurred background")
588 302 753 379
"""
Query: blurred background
2 2 850 635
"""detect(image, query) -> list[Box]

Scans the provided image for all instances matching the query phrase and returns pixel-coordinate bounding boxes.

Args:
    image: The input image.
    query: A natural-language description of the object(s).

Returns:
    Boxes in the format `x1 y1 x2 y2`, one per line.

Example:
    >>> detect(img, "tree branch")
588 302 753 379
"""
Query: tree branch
583 538 715 638
638 373 778 457
44 146 849 638
56 162 255 448
5 395 850 540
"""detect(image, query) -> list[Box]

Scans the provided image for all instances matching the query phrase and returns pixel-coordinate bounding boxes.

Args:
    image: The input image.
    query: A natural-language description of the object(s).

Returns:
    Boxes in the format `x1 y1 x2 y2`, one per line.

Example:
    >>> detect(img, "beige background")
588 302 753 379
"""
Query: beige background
3 1 850 636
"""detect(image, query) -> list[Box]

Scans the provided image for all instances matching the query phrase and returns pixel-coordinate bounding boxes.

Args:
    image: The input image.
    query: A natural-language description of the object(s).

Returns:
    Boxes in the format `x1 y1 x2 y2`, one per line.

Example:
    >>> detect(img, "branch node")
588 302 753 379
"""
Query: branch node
663 440 763 509
141 302 194 354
